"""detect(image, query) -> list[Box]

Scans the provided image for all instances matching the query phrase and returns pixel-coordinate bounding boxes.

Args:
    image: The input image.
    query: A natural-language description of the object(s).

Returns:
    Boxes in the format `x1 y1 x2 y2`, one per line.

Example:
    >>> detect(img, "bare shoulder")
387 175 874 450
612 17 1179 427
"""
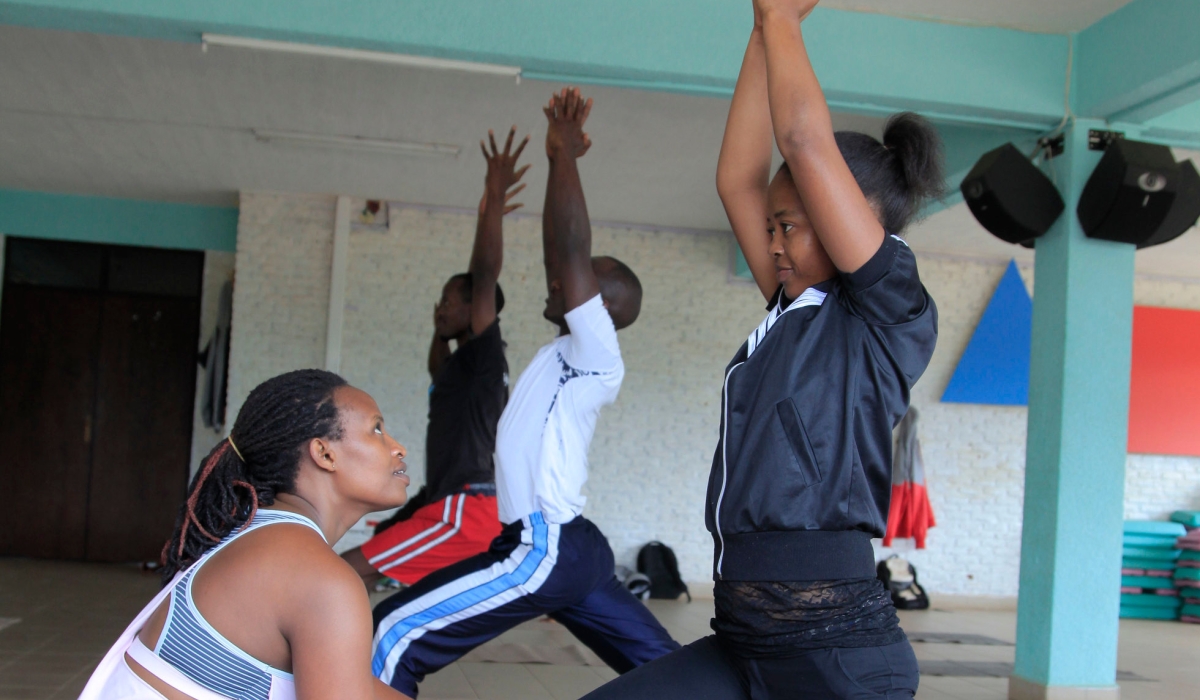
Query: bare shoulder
250 527 375 658
228 522 372 646
201 521 362 602
251 523 365 597
185 520 370 673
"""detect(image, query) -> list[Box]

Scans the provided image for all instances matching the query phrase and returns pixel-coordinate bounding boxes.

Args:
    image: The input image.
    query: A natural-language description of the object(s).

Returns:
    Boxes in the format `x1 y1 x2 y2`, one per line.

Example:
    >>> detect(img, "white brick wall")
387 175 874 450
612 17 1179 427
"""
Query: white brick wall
1125 456 1200 521
227 192 336 422
227 191 1200 594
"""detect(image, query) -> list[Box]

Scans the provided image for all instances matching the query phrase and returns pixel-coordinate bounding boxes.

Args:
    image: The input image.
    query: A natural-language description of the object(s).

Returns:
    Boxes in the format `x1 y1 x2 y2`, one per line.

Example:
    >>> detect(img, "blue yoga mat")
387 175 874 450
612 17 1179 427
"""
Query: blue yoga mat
1183 604 1200 618
1124 521 1186 537
1122 534 1181 548
1122 547 1181 561
1122 557 1176 570
1120 593 1180 608
1171 511 1200 528
1175 568 1200 581
1122 576 1177 590
1120 605 1179 620
1181 551 1200 561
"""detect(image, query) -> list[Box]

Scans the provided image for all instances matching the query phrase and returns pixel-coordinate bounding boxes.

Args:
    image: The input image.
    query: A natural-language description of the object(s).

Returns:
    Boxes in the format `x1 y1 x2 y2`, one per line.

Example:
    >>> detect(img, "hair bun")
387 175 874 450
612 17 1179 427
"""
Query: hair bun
883 112 946 206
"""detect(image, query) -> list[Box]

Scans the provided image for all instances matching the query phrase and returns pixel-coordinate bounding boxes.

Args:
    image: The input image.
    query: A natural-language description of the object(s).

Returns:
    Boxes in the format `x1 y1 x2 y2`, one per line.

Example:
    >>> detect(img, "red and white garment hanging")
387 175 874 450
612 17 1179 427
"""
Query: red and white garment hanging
883 406 936 549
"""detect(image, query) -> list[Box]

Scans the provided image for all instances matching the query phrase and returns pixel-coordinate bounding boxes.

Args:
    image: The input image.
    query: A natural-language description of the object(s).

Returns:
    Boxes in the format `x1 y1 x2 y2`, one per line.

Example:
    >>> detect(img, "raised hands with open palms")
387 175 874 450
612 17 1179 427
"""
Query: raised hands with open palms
479 126 531 215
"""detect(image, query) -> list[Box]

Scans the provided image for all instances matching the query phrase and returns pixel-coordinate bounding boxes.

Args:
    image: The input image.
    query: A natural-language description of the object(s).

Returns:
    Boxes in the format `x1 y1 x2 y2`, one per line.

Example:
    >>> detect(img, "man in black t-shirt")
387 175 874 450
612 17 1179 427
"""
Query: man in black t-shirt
342 127 530 588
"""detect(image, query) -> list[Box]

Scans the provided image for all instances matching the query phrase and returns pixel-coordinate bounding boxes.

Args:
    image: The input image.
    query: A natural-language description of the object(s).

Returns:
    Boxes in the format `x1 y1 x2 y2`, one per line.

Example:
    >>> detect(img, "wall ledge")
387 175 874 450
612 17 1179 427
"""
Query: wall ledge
1009 675 1120 700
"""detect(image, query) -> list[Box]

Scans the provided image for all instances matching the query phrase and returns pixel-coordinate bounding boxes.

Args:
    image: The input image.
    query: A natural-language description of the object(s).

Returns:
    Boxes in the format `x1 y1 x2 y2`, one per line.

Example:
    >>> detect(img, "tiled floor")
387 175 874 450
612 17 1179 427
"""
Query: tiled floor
0 559 160 699
1 558 1197 699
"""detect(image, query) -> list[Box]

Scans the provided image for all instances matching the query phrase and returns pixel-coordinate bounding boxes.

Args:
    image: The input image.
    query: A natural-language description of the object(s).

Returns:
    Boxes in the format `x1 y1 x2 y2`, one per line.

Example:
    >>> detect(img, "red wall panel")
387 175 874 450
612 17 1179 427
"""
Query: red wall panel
1128 306 1200 456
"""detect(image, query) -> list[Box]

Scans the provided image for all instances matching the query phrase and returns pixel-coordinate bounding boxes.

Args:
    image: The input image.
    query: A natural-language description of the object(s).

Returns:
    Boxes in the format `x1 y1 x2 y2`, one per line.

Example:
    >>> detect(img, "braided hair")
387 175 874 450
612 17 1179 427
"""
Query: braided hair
161 369 347 584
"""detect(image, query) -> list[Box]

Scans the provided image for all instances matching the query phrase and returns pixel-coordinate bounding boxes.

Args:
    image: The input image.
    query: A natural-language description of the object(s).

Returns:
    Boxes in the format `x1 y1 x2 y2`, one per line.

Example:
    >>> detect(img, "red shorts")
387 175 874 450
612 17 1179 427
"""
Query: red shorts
360 493 501 585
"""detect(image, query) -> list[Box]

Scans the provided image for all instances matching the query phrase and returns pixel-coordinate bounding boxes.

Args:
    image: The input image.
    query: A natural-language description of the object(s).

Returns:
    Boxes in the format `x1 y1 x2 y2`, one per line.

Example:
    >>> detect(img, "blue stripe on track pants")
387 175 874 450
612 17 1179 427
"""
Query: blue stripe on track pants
371 513 681 697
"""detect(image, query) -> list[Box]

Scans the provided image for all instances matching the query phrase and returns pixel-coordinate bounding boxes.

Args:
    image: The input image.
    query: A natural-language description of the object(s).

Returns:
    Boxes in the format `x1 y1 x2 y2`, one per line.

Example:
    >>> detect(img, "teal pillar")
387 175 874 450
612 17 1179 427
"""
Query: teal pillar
1011 119 1134 699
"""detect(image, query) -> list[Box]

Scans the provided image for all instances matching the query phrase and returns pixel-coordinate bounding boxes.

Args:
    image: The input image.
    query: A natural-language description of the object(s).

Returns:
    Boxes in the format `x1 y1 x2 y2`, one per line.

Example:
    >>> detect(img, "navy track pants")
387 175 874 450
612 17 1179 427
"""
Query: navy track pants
580 635 920 700
371 512 680 697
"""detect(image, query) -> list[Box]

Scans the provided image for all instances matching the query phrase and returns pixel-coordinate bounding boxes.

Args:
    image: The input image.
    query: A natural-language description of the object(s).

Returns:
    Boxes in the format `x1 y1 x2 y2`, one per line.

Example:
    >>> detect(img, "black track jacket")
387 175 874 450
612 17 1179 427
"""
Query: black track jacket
706 235 938 582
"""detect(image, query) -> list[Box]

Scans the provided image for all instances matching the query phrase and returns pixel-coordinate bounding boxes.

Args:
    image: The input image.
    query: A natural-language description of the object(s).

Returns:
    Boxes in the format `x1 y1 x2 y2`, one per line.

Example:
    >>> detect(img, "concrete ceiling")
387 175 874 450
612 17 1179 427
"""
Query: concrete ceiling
1 21 1197 280
0 24 881 227
823 0 1135 33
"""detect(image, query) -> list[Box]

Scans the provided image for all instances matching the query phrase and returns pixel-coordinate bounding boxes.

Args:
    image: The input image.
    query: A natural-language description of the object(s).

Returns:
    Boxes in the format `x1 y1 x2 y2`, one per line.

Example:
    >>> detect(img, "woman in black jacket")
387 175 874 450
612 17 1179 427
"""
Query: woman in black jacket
584 1 942 698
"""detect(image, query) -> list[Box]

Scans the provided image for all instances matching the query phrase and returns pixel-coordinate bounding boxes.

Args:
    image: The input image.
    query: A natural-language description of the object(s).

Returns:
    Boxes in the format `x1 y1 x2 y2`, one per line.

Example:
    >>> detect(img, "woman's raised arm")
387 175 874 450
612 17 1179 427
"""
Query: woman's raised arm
759 0 885 273
716 13 778 301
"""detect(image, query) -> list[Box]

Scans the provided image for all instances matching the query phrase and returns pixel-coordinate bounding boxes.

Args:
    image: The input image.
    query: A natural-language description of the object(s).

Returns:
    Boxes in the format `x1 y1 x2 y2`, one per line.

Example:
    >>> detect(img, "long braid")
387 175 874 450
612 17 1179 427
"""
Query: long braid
182 441 233 548
161 369 347 584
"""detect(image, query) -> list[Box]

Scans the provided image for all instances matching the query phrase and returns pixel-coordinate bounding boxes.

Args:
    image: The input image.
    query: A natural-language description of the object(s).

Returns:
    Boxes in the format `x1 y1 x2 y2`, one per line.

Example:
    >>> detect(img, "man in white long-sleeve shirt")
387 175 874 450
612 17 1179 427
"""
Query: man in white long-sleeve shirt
371 87 679 699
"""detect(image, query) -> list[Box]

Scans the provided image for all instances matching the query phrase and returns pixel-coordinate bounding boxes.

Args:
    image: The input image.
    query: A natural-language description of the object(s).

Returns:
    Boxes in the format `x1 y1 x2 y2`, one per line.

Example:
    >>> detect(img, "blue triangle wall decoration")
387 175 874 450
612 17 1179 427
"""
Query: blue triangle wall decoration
941 260 1032 406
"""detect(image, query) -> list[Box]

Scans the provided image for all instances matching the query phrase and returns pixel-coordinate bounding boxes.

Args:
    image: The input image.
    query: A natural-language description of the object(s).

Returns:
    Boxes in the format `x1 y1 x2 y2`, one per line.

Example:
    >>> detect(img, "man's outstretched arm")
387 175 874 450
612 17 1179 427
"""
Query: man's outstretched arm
544 88 600 313
542 127 560 285
470 127 529 335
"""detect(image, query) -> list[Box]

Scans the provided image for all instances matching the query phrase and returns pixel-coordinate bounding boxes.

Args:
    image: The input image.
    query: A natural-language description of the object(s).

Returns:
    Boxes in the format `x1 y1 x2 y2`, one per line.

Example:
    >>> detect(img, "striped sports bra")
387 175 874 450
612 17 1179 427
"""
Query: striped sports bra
145 510 325 700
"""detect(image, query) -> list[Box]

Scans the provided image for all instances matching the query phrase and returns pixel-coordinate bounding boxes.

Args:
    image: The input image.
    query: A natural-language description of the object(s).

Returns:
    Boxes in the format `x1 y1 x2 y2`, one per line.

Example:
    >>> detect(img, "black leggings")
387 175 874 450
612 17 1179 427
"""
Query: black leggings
581 636 919 700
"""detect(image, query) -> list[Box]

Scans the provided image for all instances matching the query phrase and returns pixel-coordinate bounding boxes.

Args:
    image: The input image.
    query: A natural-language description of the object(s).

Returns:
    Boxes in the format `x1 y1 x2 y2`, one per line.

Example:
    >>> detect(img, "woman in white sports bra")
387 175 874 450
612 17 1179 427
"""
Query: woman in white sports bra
81 369 412 700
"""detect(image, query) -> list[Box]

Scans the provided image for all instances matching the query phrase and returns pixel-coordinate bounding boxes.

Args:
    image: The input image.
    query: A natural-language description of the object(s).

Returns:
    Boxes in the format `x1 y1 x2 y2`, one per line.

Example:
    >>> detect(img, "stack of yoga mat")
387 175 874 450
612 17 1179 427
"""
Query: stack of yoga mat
1172 511 1200 623
1120 520 1184 620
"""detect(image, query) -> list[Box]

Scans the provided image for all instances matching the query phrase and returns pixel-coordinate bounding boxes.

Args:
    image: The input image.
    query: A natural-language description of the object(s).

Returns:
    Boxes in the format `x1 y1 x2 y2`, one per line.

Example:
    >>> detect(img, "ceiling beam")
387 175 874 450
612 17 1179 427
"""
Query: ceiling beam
1075 0 1200 124
0 0 1068 130
1130 101 1200 149
0 188 238 251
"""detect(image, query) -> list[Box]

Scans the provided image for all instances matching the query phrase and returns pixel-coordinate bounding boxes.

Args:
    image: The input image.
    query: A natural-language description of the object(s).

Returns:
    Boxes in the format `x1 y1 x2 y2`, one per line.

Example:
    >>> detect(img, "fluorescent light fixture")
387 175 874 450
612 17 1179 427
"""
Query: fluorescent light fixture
253 129 461 157
202 33 522 81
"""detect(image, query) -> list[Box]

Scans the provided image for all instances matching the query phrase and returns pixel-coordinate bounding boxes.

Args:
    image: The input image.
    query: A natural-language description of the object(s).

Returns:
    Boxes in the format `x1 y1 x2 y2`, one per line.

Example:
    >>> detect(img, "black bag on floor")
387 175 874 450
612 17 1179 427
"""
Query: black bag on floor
637 541 691 602
877 555 930 610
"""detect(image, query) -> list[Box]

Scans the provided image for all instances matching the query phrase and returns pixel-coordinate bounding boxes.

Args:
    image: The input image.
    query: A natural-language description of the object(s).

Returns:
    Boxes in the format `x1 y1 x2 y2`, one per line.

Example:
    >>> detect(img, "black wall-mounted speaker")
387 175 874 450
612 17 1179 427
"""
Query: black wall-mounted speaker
1138 159 1200 249
1077 140 1179 246
961 143 1065 246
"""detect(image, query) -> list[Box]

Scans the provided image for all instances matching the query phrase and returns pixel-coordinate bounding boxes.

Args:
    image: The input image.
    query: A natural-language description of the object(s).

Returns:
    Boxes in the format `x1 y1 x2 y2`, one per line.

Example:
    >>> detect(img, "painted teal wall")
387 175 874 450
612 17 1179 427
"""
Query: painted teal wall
1147 100 1200 133
1013 119 1132 689
0 1 1069 128
1132 100 1200 147
1076 0 1200 122
0 189 237 251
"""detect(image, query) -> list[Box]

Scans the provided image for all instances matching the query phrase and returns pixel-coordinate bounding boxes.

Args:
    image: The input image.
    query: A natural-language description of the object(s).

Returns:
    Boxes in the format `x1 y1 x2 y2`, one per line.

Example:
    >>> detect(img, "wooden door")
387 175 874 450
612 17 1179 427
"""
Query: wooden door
86 293 200 562
0 286 104 559
0 238 203 562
